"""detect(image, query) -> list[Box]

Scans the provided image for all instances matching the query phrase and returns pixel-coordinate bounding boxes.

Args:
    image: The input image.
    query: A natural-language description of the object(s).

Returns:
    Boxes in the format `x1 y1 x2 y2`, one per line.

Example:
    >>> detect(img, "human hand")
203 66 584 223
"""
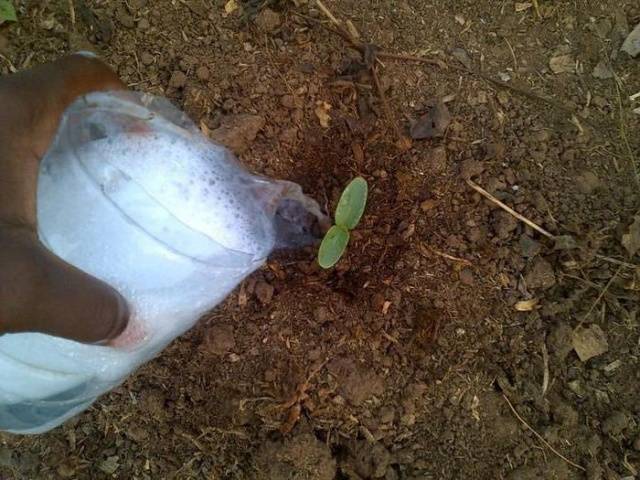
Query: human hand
0 54 130 343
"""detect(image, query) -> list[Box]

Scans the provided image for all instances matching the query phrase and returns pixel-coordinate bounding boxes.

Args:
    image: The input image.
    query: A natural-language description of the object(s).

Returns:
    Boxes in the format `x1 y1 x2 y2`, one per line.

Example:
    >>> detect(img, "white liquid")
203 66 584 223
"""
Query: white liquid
0 97 276 433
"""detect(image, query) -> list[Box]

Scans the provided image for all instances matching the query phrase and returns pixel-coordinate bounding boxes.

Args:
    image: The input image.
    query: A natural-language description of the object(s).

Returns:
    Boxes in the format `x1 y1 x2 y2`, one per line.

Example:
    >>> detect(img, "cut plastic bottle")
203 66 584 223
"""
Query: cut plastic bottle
0 92 328 434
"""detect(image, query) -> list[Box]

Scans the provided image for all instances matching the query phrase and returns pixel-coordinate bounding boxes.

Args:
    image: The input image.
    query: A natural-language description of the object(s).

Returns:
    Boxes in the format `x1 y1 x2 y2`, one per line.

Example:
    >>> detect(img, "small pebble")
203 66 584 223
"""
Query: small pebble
140 52 154 66
459 268 474 285
169 71 187 89
196 65 210 81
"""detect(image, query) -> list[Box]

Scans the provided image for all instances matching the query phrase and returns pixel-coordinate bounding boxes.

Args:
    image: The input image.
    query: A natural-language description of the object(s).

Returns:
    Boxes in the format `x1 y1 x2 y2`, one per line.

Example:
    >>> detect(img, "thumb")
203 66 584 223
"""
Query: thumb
0 229 129 343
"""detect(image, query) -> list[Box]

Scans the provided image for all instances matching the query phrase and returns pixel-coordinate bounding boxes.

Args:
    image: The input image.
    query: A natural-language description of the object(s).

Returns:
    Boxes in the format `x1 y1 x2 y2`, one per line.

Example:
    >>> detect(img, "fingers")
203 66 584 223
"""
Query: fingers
0 54 125 228
0 56 130 343
0 53 126 159
0 229 129 344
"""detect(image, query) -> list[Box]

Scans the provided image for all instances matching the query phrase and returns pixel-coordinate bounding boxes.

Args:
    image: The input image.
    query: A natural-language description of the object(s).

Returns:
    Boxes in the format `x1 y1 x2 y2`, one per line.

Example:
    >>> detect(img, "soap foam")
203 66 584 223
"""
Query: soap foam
77 132 269 257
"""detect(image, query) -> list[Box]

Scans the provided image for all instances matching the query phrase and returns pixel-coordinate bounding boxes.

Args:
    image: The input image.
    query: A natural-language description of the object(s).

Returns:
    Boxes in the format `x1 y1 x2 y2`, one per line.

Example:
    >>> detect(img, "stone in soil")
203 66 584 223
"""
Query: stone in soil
524 257 556 290
196 65 210 81
493 210 519 240
204 324 236 355
168 70 187 89
255 280 275 305
572 324 608 362
328 358 385 406
208 114 265 154
601 410 629 437
255 433 336 480
460 159 485 179
459 268 474 285
575 171 601 194
519 235 542 258
255 8 282 33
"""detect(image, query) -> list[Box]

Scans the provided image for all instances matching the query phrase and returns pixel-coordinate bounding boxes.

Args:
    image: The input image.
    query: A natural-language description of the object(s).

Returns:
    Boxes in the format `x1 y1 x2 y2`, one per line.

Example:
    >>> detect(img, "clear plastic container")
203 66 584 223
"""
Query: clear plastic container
0 92 327 434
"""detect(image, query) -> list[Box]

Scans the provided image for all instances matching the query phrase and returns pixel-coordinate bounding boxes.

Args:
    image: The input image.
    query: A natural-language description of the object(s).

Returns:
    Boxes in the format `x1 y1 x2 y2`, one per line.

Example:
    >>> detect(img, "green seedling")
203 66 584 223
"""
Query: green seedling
0 0 17 24
318 177 368 269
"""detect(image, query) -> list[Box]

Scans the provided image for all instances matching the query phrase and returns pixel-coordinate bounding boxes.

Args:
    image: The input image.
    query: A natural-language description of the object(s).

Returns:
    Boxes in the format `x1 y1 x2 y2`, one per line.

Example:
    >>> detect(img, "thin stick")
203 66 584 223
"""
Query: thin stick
466 180 555 239
578 266 622 327
503 37 517 71
531 0 541 19
313 0 407 147
541 342 549 396
371 65 406 147
315 0 341 26
503 394 586 472
424 246 473 266
68 0 76 28
595 254 639 269
377 51 446 67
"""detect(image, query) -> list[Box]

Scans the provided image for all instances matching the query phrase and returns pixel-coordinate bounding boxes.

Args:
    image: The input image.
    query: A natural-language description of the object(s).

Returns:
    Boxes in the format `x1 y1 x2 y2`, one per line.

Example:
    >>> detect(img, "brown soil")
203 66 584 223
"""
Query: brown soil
2 0 640 479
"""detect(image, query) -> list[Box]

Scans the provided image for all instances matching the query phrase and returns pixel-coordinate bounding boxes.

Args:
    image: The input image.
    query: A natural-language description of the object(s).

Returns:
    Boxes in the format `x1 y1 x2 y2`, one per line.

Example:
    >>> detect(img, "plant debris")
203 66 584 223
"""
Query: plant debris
572 324 609 362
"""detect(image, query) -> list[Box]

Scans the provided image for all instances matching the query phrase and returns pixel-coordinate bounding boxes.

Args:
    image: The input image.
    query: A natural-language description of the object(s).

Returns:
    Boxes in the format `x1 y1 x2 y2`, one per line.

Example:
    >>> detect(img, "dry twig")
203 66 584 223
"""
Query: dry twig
313 0 409 148
541 342 549 396
503 394 586 472
68 0 76 28
466 179 555 239
578 266 623 327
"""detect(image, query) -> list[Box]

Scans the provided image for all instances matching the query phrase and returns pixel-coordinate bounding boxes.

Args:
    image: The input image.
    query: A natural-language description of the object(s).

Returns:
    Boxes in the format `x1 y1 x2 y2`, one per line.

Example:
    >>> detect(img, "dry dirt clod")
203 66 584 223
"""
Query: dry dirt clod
420 198 438 212
255 8 282 34
116 10 135 29
493 210 519 239
459 268 474 285
168 70 187 89
547 322 574 361
140 52 154 65
524 258 556 290
460 159 485 179
592 59 614 79
328 358 385 406
208 114 265 154
204 324 236 355
621 216 640 257
280 94 300 109
601 411 629 437
410 99 452 140
519 235 542 258
255 433 336 480
450 47 473 69
196 65 210 81
575 171 601 194
572 324 608 362
255 280 275 305
621 23 640 57
549 54 575 74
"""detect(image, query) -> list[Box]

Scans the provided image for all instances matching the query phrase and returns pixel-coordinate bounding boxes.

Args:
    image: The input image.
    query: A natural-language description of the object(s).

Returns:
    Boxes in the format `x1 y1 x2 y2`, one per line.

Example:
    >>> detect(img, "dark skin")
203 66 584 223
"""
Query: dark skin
0 54 130 343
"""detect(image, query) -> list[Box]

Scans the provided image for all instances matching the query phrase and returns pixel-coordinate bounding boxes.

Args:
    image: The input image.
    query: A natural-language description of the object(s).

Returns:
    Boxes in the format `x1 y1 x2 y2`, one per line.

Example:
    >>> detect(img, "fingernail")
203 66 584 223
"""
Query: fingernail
74 50 98 59
93 293 130 346
113 293 131 338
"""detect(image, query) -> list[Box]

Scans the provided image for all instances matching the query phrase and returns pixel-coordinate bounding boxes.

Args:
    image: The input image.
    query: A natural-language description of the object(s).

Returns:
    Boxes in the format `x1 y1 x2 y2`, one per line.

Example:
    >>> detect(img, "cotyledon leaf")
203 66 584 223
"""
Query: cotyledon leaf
317 225 350 269
0 0 17 23
334 177 368 230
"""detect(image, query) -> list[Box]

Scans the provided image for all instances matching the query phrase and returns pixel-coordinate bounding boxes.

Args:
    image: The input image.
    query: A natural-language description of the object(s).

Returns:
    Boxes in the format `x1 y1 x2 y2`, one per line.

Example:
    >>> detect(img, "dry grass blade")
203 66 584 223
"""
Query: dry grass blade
313 0 409 149
532 0 541 18
315 0 340 26
503 394 586 472
595 254 639 269
577 265 623 327
541 342 549 396
67 0 76 27
466 180 554 239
